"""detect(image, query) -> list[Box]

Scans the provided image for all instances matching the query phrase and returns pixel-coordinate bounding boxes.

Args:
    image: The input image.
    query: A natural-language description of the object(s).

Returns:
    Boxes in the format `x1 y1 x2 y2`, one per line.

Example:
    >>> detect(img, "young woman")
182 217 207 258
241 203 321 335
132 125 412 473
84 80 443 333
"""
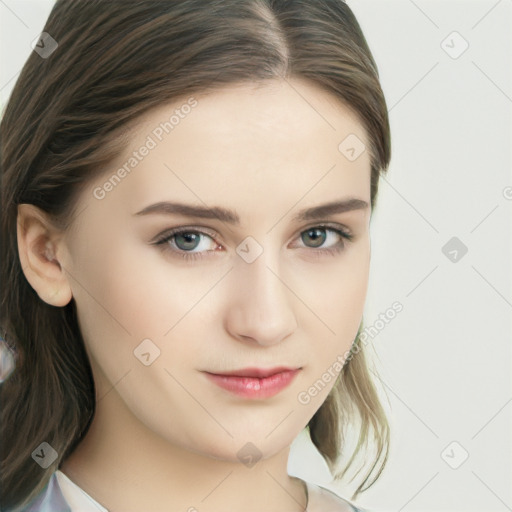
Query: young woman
0 1 391 510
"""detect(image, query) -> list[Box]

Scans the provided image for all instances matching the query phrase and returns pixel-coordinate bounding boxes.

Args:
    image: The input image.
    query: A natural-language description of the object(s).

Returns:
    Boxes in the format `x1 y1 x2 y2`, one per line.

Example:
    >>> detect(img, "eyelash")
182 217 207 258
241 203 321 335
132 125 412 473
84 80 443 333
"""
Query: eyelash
152 224 354 262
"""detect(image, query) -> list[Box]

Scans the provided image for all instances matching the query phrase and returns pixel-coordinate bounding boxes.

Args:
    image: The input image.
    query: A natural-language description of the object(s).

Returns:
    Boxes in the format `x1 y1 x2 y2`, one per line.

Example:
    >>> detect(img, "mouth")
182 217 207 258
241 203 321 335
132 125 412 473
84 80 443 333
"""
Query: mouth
202 367 301 399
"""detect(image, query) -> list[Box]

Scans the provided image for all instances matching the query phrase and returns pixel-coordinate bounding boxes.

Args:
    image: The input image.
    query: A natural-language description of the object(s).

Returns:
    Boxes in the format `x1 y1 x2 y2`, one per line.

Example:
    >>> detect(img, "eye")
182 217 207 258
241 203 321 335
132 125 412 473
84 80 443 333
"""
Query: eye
153 228 220 261
294 225 354 258
152 224 354 261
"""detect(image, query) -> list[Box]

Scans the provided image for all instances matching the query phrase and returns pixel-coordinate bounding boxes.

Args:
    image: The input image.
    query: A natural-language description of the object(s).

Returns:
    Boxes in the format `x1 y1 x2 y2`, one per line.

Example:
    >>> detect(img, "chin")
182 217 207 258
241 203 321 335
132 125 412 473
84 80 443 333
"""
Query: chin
183 430 294 465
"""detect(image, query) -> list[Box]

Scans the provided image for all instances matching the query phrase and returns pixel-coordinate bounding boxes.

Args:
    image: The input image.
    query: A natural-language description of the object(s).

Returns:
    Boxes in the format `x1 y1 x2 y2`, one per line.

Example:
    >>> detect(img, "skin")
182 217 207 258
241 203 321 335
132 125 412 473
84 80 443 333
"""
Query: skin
17 77 371 512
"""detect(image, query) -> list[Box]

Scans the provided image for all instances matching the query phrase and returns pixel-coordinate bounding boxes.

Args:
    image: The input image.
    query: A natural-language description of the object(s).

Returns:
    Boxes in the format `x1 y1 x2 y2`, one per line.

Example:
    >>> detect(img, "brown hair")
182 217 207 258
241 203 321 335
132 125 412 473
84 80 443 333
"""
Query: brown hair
0 0 391 509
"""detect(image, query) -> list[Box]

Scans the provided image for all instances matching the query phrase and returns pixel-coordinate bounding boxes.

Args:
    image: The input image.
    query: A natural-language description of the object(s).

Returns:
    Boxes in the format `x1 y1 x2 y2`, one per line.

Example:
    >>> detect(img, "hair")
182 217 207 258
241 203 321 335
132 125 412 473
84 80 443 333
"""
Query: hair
0 0 391 509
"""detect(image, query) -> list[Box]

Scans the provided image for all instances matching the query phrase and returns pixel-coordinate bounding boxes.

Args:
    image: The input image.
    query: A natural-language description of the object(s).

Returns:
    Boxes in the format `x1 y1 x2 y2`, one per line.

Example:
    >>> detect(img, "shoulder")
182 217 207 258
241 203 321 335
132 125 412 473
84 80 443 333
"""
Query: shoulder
304 479 373 512
7 472 71 512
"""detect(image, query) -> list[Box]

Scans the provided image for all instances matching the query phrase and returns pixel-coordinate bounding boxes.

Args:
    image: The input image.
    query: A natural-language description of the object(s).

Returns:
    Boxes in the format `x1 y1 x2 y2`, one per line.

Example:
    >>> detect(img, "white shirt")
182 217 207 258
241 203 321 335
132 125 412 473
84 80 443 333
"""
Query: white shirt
55 471 109 512
55 469 366 512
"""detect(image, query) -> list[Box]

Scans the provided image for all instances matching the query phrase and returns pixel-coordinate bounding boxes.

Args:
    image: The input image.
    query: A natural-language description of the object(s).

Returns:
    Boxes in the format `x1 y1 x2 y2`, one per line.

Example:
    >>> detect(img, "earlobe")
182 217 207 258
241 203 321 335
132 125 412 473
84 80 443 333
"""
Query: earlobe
16 204 73 307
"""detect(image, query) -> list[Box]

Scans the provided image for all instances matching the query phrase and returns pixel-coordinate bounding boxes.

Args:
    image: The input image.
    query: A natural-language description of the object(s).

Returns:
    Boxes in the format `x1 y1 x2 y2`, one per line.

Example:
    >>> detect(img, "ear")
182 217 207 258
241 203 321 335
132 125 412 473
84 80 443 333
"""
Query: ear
17 203 73 307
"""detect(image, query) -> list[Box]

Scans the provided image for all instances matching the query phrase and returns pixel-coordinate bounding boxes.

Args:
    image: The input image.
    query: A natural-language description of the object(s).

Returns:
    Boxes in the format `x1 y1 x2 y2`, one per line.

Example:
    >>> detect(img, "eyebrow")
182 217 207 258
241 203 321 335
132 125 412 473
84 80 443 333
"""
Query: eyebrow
133 197 369 224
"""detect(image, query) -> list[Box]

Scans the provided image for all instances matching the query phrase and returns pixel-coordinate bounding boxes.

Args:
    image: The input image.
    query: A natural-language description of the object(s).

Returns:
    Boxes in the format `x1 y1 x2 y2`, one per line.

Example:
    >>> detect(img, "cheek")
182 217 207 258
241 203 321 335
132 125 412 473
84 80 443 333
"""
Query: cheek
70 231 209 337
298 242 370 333
68 231 226 391
295 249 369 408
298 245 370 379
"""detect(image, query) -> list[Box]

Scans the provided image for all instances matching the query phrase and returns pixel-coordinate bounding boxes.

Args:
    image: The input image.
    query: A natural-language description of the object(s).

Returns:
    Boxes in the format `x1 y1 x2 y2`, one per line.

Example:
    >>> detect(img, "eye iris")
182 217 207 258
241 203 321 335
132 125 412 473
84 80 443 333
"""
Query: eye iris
175 232 200 251
302 228 326 248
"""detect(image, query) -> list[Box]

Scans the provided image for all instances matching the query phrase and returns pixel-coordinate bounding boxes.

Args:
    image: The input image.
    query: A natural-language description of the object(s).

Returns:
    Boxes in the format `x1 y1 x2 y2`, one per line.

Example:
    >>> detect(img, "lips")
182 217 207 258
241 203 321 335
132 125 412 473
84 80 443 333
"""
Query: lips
211 366 298 378
203 367 301 399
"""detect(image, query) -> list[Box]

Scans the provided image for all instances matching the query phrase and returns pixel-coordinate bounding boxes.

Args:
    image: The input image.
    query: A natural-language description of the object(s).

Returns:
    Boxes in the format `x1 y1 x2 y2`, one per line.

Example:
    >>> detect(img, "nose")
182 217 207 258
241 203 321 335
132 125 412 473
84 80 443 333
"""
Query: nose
224 246 298 347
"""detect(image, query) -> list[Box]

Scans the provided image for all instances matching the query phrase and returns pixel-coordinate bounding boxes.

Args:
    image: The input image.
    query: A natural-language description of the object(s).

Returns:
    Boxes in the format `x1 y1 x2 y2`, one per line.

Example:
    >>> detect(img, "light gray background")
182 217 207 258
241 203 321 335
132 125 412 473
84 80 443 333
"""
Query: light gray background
1 1 511 511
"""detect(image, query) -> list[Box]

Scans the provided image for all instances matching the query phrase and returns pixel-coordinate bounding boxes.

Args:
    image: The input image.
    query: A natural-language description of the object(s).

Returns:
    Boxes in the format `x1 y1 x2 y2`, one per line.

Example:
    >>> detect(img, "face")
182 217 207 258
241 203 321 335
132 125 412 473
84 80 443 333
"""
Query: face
59 78 372 462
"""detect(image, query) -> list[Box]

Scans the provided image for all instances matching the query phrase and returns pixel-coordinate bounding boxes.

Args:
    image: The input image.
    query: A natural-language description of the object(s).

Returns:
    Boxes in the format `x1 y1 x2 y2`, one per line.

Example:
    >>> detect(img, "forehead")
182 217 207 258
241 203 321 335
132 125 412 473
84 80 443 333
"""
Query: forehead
133 77 368 156
81 78 371 222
